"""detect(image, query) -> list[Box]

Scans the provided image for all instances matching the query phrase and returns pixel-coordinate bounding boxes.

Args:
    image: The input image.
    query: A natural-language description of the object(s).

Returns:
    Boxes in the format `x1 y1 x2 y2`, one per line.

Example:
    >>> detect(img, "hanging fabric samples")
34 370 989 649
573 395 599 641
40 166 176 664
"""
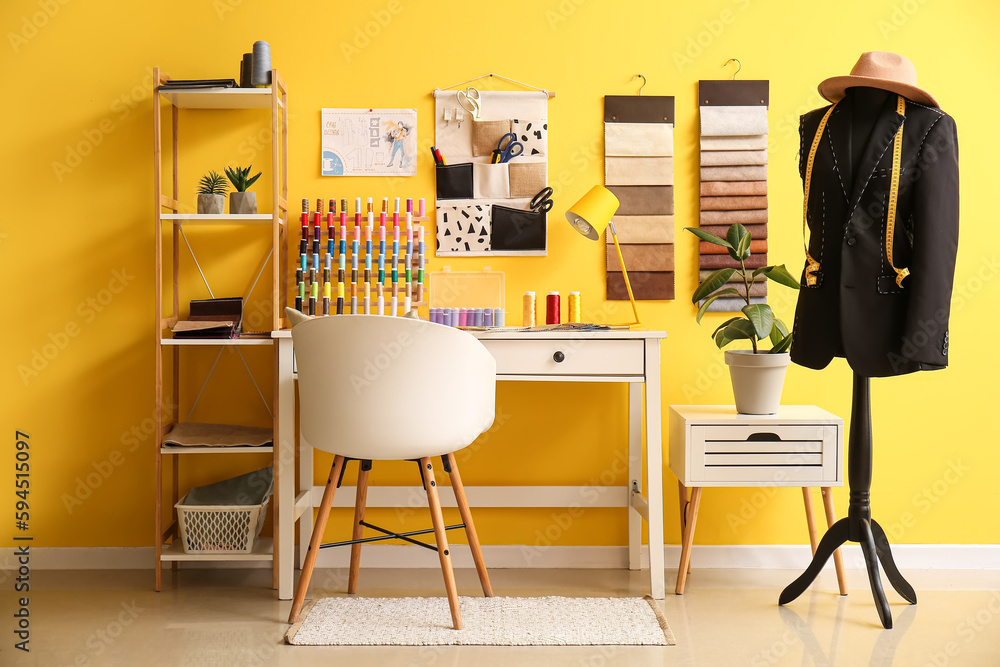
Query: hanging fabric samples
698 79 770 312
603 95 676 300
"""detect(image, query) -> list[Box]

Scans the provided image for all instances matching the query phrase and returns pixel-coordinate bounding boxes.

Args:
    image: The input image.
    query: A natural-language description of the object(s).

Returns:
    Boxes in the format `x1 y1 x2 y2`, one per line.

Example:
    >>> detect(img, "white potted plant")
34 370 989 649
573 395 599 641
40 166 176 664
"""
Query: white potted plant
685 223 801 415
196 171 228 214
225 164 262 215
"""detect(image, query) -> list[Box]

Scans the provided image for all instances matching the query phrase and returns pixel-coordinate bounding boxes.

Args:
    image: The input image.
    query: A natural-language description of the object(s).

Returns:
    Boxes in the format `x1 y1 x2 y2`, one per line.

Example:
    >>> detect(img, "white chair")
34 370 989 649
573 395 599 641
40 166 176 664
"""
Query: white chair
287 314 496 629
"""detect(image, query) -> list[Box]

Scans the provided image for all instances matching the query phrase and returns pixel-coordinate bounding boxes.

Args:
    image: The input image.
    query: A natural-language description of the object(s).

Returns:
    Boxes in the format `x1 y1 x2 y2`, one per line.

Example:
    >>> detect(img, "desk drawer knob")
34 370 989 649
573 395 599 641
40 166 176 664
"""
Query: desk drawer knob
553 351 565 363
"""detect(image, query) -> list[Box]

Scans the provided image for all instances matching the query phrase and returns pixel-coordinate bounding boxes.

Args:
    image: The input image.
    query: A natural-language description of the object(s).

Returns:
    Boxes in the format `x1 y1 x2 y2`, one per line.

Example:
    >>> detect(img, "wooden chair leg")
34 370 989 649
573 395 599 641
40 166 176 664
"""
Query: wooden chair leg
348 461 371 595
675 487 702 595
288 455 345 624
822 487 849 596
420 457 462 630
445 453 493 597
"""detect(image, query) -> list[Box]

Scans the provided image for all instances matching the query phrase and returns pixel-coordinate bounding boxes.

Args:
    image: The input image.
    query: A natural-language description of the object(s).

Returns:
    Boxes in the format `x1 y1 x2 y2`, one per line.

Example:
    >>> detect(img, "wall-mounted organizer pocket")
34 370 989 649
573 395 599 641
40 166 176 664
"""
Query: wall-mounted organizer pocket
472 119 513 157
436 163 474 200
491 205 546 252
473 162 511 200
508 162 547 199
436 204 492 253
512 119 547 156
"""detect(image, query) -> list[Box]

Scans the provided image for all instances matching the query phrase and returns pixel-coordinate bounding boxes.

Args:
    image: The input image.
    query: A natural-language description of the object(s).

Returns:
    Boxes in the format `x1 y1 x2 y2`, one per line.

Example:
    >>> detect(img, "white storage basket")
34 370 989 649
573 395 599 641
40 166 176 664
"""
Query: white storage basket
175 495 270 554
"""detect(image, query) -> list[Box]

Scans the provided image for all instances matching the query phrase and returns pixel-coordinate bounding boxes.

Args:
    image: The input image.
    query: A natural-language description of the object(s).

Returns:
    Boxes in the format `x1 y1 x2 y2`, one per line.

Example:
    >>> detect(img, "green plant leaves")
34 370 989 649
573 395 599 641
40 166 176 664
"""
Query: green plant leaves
197 171 228 195
770 332 793 353
691 268 736 304
695 288 740 324
742 304 774 340
225 165 262 192
716 319 757 349
754 264 801 290
726 224 751 261
685 227 732 248
769 318 789 347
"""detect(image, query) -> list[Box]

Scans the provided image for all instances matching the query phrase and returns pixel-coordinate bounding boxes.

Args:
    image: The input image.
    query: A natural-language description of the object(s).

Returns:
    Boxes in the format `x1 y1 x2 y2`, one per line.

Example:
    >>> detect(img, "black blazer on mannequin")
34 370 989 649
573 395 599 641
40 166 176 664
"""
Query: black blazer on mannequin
791 89 959 378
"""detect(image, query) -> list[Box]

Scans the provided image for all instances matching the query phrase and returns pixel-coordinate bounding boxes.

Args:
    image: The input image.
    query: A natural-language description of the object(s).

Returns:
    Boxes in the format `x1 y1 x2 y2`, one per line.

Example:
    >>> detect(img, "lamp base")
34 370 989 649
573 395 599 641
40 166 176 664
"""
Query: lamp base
609 226 642 327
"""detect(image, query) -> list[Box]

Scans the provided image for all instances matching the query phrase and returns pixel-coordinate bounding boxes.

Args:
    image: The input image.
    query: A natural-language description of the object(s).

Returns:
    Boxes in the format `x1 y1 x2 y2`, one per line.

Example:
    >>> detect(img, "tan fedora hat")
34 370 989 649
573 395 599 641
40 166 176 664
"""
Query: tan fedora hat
818 51 938 108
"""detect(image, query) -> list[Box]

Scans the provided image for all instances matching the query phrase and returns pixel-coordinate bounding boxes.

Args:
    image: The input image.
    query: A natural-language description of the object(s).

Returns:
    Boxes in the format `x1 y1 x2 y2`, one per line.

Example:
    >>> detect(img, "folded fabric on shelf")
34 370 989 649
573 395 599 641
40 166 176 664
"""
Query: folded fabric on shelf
700 195 769 211
610 216 675 243
607 186 674 215
700 149 768 166
703 296 767 312
605 157 673 186
700 181 768 197
700 135 768 151
700 253 768 269
700 105 769 136
700 209 768 225
607 271 674 301
700 239 767 255
606 243 675 272
700 165 767 182
698 223 768 240
604 122 674 156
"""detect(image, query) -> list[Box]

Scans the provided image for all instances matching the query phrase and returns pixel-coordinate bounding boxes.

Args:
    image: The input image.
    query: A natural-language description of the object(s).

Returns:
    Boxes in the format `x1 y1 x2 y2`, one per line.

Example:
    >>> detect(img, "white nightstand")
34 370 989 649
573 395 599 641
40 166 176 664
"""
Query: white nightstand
669 405 848 595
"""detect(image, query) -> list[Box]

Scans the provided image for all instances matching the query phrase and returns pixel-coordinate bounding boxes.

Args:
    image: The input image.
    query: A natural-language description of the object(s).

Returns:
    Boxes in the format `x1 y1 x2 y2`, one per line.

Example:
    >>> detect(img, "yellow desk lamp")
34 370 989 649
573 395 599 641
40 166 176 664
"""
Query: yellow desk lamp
565 185 641 326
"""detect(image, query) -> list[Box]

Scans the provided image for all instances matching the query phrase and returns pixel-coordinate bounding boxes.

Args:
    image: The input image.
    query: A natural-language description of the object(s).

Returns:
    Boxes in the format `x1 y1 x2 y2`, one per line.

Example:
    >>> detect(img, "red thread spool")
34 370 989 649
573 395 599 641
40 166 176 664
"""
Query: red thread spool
546 291 561 325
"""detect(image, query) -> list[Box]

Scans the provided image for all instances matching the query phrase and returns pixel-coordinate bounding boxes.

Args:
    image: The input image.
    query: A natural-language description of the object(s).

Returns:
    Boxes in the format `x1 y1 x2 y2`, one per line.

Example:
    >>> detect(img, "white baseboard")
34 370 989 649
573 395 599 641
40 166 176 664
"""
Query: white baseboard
1 544 998 572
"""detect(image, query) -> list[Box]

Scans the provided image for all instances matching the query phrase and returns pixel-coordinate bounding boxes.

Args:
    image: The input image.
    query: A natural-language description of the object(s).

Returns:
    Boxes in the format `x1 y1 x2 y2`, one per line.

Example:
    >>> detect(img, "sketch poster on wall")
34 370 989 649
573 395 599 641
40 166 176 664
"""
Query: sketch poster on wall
321 108 417 176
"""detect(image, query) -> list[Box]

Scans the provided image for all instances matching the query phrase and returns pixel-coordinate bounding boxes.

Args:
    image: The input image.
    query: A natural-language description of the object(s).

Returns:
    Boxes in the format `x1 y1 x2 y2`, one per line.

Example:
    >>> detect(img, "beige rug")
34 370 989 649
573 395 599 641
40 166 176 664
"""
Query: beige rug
286 596 675 646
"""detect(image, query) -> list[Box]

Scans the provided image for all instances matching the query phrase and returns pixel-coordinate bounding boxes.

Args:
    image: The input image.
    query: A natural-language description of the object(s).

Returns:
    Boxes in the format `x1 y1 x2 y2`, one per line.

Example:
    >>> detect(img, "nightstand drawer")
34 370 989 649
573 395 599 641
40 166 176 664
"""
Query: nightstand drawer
481 339 644 376
689 423 839 485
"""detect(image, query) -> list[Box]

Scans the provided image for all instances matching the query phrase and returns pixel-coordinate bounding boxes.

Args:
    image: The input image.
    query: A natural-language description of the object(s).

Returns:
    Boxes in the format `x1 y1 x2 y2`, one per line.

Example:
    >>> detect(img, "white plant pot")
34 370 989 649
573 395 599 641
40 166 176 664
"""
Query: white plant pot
197 194 225 215
230 191 257 215
724 350 791 415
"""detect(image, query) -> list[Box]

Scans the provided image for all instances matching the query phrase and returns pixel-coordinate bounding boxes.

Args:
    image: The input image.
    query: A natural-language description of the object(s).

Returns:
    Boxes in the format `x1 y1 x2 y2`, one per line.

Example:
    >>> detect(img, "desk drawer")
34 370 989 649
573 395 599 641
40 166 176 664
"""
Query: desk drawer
689 423 839 485
482 339 644 376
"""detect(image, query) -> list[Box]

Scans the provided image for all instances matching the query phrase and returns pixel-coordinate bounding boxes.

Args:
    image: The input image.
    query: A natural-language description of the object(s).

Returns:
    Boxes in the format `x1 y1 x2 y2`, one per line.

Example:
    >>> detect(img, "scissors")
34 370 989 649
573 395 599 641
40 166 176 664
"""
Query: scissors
456 86 482 121
492 133 524 164
529 187 553 213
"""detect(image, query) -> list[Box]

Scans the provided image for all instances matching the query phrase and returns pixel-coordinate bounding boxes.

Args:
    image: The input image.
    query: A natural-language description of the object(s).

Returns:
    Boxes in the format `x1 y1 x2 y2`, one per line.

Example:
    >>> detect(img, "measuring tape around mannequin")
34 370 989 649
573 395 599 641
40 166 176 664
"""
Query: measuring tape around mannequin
802 94 909 288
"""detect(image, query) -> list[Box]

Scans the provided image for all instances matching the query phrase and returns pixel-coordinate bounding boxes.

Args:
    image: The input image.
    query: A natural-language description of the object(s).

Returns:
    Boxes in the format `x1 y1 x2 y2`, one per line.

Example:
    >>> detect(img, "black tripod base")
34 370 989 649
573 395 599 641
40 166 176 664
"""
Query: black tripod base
779 517 916 628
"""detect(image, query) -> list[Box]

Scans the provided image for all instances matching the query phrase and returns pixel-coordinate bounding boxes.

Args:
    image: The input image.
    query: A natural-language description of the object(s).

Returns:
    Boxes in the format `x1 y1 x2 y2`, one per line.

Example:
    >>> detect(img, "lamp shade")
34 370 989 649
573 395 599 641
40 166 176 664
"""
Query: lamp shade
565 185 620 241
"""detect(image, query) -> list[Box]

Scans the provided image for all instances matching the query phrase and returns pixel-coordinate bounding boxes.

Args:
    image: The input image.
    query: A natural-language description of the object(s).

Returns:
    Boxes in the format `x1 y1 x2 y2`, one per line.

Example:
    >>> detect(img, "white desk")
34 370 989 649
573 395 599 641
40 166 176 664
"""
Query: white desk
273 328 667 600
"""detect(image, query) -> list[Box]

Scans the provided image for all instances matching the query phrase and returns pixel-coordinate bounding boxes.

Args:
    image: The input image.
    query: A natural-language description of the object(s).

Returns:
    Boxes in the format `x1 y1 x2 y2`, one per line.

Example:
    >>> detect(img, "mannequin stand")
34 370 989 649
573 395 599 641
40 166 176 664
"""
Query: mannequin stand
778 373 916 628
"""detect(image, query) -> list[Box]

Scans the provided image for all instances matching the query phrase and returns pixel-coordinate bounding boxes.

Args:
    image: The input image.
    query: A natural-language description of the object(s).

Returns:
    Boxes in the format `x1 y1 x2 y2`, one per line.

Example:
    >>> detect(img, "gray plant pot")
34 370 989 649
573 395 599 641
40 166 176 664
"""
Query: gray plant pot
197 194 225 215
230 192 257 215
724 350 791 415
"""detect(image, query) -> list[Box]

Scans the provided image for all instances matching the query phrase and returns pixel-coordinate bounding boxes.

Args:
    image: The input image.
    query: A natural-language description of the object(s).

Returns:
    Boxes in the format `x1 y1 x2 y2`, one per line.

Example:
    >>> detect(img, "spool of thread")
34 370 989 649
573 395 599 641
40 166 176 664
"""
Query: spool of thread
240 53 253 88
568 292 581 323
418 198 426 218
459 308 468 327
495 308 505 327
523 291 536 327
474 308 484 327
251 41 272 86
484 308 494 327
546 292 561 325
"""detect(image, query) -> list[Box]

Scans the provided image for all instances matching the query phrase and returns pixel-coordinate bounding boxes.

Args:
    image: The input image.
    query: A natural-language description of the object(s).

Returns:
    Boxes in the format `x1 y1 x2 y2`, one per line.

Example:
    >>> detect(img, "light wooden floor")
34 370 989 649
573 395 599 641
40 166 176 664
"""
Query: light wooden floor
3 567 999 666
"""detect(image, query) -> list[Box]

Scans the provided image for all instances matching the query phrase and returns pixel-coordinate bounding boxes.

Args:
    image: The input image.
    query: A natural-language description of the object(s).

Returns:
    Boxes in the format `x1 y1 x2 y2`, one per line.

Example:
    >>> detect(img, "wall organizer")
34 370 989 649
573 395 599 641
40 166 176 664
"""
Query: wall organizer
604 77 675 300
433 74 552 256
698 63 770 312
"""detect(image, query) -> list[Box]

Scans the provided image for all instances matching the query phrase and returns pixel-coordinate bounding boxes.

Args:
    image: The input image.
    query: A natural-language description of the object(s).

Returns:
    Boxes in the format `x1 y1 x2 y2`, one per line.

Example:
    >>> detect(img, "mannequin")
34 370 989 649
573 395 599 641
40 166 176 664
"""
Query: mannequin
782 53 959 629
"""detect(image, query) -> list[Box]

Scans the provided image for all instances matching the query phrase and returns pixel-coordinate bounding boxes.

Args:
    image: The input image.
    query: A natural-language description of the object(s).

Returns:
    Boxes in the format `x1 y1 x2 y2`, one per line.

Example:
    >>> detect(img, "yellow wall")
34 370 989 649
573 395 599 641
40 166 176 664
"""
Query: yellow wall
4 0 998 551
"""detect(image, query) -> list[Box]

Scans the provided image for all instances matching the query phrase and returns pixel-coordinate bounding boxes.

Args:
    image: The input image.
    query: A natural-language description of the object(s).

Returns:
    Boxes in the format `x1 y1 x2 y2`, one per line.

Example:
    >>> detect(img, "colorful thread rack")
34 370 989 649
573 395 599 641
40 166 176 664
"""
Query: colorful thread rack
294 197 428 317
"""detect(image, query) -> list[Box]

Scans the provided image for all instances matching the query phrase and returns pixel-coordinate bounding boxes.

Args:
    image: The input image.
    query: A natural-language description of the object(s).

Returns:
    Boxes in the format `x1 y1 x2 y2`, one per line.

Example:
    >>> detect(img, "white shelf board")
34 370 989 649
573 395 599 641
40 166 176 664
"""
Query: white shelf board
161 445 274 454
163 214 281 225
159 87 275 110
161 338 274 346
160 538 274 562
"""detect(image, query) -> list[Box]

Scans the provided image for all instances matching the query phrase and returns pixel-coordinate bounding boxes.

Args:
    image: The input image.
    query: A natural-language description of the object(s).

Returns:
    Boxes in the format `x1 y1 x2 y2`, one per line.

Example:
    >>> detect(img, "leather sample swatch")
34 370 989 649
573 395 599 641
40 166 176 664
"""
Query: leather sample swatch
605 122 674 156
508 162 547 199
611 216 675 243
697 80 770 312
604 95 675 301
606 243 675 272
471 119 513 157
605 157 674 186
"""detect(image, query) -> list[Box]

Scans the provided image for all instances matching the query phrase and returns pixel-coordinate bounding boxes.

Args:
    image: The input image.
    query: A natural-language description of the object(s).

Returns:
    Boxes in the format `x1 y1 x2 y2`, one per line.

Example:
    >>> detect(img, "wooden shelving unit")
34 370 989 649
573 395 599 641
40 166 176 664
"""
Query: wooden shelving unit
152 68 289 592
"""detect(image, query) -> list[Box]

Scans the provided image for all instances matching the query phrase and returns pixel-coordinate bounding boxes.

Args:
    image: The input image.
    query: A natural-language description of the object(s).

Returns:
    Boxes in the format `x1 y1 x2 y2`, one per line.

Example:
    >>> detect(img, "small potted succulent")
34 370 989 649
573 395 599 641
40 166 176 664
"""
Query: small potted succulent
225 164 262 215
685 223 801 414
197 171 228 214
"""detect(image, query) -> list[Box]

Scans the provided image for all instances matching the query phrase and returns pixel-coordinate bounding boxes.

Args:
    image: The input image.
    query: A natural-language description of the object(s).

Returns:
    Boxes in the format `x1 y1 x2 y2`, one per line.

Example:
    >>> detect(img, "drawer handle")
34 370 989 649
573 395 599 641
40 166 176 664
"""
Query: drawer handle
746 432 782 442
553 351 565 363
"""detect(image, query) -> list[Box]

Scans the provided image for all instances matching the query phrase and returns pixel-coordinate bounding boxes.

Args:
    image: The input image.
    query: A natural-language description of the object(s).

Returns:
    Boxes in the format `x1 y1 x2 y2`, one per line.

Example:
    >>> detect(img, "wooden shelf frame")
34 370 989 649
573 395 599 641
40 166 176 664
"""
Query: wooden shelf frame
153 67 290 594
